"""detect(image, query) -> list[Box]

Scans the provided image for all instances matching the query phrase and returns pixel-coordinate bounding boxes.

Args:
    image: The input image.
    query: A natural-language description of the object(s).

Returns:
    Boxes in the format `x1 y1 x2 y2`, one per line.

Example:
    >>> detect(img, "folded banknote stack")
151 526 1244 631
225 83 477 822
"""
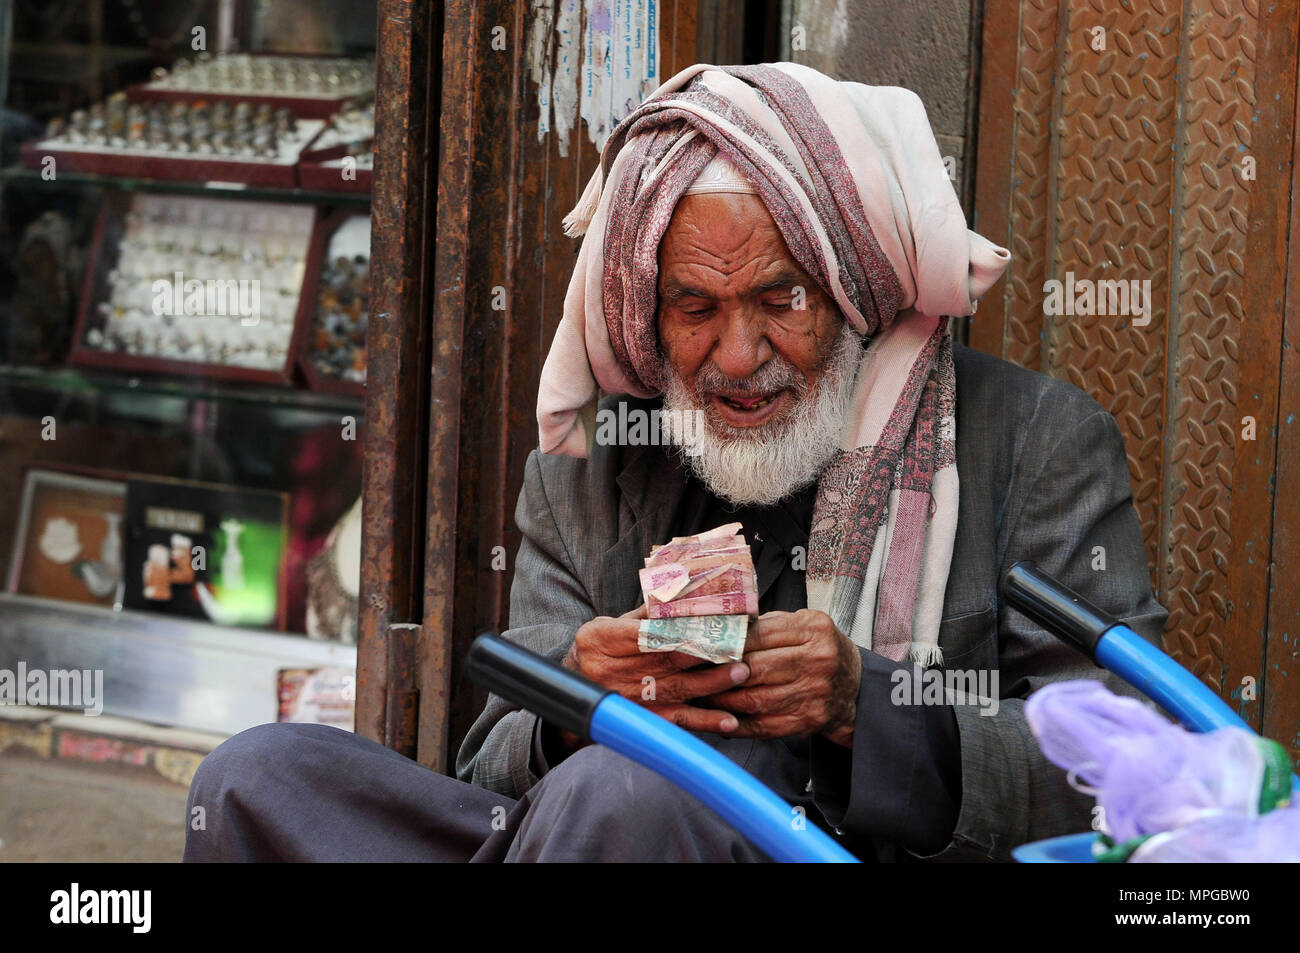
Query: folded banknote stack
636 522 758 664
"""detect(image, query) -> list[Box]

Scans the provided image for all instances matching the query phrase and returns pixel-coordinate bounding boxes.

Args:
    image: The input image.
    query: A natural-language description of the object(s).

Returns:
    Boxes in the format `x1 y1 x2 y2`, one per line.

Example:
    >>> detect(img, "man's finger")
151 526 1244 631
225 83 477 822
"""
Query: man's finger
602 649 724 683
718 713 802 740
650 703 740 735
735 645 802 687
748 608 845 653
588 620 650 657
703 683 801 717
651 662 750 704
745 612 814 651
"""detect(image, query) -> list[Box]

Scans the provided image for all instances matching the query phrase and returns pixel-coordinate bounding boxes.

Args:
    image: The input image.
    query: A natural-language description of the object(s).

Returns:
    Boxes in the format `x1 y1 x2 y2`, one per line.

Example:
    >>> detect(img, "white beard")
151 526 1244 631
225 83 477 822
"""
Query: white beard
660 323 862 506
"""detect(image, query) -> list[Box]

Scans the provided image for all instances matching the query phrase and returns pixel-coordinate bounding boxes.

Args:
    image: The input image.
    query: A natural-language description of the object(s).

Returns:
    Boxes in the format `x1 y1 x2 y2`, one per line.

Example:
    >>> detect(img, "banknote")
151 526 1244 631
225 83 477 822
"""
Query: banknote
637 614 749 664
662 552 756 578
646 536 748 566
638 563 691 603
639 523 760 624
670 566 758 600
656 522 743 547
647 590 759 619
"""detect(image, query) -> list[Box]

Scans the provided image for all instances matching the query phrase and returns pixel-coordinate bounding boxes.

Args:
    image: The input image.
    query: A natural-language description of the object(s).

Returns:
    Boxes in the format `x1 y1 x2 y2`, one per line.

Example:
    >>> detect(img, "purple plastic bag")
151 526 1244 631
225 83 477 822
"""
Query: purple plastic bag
1025 680 1269 844
1130 807 1300 862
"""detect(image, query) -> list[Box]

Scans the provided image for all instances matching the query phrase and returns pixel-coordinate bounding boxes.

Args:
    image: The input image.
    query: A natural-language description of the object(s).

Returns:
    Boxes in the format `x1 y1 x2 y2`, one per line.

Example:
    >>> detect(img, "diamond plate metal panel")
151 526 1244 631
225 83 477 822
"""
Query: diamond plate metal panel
975 0 1276 705
1003 0 1059 370
1047 0 1179 604
1163 0 1256 689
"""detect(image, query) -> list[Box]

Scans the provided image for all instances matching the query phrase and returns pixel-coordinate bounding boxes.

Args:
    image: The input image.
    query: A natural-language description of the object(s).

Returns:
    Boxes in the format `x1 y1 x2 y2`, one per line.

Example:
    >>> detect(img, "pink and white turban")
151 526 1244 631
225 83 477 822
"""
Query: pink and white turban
537 63 1011 663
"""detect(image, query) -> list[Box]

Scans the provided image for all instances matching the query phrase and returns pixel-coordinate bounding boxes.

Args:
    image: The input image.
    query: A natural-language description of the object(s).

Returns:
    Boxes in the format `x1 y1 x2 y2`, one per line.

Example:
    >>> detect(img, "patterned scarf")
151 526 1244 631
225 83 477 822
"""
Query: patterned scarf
537 63 1010 664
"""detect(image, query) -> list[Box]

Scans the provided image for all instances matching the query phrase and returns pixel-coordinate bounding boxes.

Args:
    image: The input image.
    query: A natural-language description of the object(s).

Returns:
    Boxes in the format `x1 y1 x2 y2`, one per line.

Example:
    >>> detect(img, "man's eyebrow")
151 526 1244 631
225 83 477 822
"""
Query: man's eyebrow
661 282 715 302
752 272 806 294
660 271 807 301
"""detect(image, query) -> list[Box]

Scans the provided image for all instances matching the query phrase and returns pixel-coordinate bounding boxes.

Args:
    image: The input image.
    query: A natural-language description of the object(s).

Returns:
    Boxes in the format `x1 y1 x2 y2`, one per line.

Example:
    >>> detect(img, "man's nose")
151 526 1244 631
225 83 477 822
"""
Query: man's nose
710 311 773 380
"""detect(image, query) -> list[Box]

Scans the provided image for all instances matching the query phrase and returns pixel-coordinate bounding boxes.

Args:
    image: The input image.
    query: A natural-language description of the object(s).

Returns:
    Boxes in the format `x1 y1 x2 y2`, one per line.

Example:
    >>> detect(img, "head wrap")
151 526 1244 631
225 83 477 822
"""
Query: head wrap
537 63 1011 663
682 153 758 196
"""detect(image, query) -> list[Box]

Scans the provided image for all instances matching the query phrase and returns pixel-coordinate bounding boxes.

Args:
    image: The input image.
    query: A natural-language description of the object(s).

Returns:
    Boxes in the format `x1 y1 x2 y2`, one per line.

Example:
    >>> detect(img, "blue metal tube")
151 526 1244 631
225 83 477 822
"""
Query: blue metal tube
1096 624 1300 789
589 694 860 863
1096 624 1252 733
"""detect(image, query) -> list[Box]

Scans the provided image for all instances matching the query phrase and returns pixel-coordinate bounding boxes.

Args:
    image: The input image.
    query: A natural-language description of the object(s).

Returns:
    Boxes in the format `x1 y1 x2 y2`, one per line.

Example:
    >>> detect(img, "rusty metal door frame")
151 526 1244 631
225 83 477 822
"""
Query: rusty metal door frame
364 0 723 773
356 0 440 758
1252 9 1300 747
358 1 813 774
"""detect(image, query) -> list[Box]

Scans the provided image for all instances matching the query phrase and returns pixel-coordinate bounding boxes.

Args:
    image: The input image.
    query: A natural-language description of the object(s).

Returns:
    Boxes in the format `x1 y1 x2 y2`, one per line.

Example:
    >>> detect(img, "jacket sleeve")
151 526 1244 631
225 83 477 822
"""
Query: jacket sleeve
454 450 597 799
808 648 962 856
922 399 1169 861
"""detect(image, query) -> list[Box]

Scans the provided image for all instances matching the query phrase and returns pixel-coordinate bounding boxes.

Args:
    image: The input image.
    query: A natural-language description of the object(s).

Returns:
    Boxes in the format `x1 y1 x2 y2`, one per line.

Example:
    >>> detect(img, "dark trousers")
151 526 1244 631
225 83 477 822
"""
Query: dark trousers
183 722 778 862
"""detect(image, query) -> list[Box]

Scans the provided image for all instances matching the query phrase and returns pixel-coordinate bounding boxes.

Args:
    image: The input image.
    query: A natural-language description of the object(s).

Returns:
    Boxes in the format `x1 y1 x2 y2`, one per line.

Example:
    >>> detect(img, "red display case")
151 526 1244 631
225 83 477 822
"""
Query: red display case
295 208 370 397
68 191 320 386
20 119 326 189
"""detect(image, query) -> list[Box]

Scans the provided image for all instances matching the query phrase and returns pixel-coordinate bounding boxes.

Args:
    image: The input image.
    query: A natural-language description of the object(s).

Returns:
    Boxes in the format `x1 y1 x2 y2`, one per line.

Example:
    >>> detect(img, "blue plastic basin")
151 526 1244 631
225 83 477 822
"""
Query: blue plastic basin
1012 832 1098 863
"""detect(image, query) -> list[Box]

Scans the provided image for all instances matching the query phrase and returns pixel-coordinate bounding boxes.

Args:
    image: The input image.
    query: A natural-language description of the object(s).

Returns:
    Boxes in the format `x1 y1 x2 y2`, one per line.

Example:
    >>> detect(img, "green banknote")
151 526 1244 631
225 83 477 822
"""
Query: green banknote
637 614 748 664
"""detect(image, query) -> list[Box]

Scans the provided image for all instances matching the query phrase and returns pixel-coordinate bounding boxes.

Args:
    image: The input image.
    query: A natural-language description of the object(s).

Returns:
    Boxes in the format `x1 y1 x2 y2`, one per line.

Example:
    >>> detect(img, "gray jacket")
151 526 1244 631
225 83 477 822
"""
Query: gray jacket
456 342 1169 861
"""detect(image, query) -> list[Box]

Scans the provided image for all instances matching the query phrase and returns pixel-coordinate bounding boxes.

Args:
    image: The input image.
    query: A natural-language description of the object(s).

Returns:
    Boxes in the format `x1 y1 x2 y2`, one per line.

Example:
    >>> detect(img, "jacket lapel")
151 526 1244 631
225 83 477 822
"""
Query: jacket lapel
597 442 688 616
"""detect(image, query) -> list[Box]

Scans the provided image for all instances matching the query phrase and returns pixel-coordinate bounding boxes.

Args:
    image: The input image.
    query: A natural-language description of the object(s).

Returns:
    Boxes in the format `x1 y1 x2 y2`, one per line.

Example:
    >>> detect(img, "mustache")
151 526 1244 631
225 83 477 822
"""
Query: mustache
693 357 808 396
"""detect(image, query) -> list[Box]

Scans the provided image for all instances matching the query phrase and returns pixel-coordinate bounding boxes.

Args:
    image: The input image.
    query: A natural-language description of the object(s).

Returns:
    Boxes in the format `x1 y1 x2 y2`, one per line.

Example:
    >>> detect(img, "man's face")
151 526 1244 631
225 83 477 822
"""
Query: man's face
657 193 845 431
655 193 861 506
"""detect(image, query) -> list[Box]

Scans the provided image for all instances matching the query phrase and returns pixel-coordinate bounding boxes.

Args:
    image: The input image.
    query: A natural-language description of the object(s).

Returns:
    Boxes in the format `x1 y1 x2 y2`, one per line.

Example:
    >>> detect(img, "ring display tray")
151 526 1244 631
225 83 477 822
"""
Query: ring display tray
21 119 326 189
297 150 372 193
296 210 370 396
69 192 319 386
127 53 374 120
294 105 373 193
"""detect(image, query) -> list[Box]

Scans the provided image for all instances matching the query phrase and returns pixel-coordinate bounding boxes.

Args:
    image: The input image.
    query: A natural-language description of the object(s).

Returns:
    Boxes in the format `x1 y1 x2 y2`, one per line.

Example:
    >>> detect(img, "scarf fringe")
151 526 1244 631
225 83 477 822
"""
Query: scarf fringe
562 165 605 237
909 642 944 667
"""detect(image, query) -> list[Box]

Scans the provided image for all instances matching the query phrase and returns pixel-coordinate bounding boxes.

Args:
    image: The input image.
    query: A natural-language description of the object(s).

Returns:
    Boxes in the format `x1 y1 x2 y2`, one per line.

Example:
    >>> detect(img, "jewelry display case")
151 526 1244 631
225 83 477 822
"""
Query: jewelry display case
70 191 317 384
296 208 368 396
0 0 376 735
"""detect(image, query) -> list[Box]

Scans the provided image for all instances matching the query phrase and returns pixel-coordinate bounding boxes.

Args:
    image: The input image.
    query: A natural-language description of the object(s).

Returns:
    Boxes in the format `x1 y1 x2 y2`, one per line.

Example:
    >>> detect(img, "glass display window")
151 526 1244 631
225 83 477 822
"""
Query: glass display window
0 0 376 735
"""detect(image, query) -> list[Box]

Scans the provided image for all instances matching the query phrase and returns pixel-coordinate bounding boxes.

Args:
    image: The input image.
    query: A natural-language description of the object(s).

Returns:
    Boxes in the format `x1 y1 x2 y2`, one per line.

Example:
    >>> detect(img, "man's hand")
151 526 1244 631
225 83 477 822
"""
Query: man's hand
701 609 862 747
555 603 751 751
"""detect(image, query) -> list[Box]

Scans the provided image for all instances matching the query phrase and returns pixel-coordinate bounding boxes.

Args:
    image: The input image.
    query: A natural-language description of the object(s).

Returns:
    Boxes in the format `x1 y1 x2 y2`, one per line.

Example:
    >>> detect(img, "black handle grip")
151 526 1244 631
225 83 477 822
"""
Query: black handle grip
999 561 1119 661
466 633 611 739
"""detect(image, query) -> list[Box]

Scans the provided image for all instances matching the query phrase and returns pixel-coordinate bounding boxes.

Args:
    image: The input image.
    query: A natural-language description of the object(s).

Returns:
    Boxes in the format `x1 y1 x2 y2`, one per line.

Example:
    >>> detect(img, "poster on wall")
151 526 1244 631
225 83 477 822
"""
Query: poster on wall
6 469 127 608
277 666 355 731
121 476 289 630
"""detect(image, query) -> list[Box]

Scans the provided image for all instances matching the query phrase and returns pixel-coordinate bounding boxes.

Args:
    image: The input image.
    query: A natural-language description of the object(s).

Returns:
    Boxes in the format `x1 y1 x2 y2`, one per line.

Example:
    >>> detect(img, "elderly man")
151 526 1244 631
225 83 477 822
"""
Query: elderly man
185 63 1166 863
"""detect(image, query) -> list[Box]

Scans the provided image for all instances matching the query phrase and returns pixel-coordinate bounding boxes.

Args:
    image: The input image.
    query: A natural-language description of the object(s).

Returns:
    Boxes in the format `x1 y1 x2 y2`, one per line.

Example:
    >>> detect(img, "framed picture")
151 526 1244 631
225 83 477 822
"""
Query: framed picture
277 666 355 731
69 192 317 386
6 469 127 608
120 476 290 631
296 209 369 396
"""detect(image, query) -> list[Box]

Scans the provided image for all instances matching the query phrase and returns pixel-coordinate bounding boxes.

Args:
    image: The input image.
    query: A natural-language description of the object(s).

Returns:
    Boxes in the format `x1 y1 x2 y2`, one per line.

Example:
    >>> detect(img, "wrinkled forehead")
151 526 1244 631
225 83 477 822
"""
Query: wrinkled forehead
656 192 801 295
658 153 817 295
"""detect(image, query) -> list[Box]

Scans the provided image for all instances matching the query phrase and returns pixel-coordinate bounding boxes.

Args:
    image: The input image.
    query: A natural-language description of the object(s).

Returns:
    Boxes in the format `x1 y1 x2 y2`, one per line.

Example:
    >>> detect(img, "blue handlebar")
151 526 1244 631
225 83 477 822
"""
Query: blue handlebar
1095 625 1251 733
1002 562 1299 791
467 634 859 863
590 695 858 863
